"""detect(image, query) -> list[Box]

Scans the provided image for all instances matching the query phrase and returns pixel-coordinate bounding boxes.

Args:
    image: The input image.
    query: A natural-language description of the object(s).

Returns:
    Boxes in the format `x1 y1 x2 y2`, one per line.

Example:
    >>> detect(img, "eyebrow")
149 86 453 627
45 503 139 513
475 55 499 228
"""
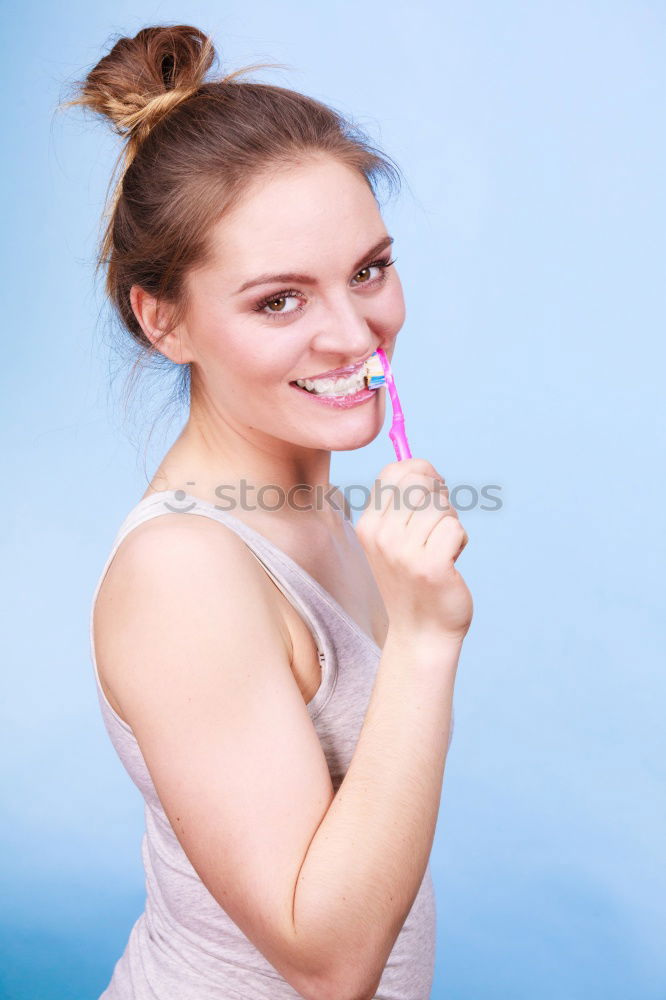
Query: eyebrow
234 235 394 295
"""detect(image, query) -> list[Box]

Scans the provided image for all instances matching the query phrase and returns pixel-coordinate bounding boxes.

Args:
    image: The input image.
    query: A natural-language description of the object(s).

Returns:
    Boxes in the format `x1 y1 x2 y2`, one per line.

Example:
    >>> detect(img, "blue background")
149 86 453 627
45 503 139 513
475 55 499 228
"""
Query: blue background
2 1 664 997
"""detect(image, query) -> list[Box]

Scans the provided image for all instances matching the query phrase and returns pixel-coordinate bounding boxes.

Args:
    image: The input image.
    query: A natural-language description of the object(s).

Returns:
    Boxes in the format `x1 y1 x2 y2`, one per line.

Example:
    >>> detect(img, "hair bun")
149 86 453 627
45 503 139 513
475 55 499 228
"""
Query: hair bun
67 25 216 143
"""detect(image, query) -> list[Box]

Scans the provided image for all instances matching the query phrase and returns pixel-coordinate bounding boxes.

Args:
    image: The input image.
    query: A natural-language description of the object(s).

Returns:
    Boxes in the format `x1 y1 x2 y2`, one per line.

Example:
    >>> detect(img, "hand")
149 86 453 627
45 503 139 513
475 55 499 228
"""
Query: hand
355 458 473 645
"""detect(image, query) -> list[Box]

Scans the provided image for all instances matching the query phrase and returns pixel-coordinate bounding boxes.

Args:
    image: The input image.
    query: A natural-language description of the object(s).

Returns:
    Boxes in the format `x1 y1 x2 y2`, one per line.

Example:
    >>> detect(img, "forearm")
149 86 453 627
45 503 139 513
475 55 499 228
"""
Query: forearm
291 629 460 997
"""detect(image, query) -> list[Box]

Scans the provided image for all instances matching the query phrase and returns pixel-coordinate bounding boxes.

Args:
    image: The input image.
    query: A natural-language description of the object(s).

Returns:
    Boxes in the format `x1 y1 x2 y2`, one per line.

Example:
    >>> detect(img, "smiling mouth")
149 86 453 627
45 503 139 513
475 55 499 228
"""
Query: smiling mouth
289 371 369 396
289 355 377 395
290 353 376 384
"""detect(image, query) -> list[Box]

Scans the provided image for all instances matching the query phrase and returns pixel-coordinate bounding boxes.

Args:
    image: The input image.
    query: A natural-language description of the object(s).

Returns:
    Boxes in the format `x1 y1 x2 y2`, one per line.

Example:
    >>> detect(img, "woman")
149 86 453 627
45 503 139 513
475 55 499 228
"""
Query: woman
68 24 473 1000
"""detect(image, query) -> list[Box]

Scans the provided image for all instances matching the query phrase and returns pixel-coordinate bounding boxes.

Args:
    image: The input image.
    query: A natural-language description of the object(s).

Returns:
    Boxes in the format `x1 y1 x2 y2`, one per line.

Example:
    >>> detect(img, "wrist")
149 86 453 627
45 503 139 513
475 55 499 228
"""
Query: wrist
384 624 465 663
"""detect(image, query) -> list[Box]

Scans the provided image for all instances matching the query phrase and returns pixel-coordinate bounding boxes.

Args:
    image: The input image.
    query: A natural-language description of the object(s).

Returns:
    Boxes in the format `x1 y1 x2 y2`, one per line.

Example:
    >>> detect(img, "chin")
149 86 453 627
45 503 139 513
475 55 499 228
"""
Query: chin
321 422 385 452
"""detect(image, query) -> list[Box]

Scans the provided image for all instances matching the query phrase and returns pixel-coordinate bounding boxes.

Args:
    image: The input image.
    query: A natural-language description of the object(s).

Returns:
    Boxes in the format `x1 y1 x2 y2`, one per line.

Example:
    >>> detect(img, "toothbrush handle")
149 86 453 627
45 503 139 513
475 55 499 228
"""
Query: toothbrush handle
375 347 413 461
389 416 412 461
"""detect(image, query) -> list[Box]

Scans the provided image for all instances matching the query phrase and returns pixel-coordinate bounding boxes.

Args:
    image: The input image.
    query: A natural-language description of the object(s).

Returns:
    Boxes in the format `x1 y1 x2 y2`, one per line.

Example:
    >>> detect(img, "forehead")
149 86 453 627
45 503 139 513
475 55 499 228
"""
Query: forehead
205 156 382 276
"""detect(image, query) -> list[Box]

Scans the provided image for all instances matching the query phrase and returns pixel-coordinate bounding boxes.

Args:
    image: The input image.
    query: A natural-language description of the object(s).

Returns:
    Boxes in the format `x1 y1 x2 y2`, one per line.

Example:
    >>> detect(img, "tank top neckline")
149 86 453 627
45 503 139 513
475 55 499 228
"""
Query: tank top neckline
133 489 382 655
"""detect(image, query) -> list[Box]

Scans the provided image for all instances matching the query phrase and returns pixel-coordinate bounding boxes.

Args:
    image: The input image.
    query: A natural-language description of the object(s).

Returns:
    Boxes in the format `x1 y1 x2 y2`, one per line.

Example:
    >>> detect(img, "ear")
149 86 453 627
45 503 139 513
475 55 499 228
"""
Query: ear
129 285 194 364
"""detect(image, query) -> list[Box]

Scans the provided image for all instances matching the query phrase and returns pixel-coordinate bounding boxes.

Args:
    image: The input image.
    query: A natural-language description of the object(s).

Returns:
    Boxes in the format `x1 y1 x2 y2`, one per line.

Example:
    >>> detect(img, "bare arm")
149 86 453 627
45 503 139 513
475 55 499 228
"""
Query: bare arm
292 631 459 999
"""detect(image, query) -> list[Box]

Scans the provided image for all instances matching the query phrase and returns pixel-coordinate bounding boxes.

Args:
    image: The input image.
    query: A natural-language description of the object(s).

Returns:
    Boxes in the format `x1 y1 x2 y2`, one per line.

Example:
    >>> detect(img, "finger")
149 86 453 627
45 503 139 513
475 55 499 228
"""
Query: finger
400 479 448 530
403 497 454 547
362 461 445 525
380 471 448 525
423 513 468 563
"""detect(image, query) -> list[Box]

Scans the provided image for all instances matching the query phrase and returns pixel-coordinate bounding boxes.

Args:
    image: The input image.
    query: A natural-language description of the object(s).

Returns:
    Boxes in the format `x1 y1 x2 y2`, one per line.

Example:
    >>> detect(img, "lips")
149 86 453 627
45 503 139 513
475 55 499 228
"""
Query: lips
290 353 374 385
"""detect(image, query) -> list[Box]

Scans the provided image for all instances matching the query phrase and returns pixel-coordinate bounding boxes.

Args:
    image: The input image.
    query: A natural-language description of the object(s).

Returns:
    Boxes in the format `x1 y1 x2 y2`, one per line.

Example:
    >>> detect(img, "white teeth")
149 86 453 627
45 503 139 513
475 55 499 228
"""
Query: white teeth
294 370 366 395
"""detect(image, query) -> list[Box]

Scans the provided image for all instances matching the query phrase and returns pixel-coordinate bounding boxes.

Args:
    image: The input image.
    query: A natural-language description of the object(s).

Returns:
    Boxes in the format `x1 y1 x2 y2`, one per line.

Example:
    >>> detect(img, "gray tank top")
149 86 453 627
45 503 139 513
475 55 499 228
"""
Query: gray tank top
90 490 454 999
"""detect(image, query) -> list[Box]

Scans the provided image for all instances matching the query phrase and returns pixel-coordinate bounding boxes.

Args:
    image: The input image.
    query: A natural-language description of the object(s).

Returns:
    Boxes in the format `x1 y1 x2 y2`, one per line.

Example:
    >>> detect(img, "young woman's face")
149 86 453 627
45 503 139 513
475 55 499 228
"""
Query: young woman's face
181 155 406 454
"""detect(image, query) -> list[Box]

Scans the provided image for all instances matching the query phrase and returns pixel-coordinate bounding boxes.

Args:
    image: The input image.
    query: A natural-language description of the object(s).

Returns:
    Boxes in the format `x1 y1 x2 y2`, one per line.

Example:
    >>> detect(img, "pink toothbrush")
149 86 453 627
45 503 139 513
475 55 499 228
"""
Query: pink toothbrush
363 348 413 460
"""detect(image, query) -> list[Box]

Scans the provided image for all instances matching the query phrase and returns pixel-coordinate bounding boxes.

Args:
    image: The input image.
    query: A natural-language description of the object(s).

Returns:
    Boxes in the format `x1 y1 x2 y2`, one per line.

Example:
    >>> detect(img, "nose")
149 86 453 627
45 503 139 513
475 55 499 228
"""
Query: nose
310 292 378 363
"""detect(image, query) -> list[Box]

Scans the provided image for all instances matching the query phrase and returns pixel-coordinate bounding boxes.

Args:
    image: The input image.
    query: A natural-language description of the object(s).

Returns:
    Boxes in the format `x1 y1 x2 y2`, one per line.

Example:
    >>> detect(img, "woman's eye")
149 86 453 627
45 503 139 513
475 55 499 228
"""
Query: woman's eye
350 256 396 286
353 263 381 285
261 293 302 316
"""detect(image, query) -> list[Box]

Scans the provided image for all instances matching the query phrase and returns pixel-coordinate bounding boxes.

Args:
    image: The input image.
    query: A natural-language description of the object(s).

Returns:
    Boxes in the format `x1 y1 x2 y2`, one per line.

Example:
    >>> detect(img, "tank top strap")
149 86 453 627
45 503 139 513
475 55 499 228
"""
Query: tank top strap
90 490 340 720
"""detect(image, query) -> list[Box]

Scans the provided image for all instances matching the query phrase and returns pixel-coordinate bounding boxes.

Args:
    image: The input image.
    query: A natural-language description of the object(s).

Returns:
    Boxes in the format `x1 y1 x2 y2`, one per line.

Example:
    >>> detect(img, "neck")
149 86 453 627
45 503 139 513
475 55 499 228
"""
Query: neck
147 414 349 533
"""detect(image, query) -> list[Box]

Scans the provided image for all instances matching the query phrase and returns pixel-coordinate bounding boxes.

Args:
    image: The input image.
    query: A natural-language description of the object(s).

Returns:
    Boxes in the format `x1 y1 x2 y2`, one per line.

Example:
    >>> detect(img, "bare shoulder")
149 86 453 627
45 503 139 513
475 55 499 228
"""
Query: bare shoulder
93 512 293 717
98 508 277 584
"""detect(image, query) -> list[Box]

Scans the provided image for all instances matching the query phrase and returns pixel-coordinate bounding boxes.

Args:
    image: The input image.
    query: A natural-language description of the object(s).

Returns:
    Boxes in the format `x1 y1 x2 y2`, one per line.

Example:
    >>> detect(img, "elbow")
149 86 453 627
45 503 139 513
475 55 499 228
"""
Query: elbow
311 987 377 1000
288 914 383 1000
309 969 382 1000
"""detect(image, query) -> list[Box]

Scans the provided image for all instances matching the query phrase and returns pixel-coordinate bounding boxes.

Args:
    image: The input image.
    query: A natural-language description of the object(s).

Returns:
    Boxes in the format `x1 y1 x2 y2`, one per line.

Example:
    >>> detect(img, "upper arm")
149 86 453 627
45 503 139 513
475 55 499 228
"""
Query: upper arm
95 514 337 998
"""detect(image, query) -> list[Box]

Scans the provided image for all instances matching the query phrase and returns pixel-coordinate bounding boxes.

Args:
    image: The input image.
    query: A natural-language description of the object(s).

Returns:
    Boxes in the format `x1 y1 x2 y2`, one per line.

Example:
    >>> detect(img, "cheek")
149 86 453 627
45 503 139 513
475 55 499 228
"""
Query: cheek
218 330 301 389
191 309 265 378
377 279 406 335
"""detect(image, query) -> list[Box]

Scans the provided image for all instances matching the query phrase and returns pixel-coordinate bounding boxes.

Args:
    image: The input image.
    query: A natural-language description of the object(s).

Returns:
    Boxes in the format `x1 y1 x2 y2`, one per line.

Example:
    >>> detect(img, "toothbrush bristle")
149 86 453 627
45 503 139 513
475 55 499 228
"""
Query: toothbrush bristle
363 353 386 388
